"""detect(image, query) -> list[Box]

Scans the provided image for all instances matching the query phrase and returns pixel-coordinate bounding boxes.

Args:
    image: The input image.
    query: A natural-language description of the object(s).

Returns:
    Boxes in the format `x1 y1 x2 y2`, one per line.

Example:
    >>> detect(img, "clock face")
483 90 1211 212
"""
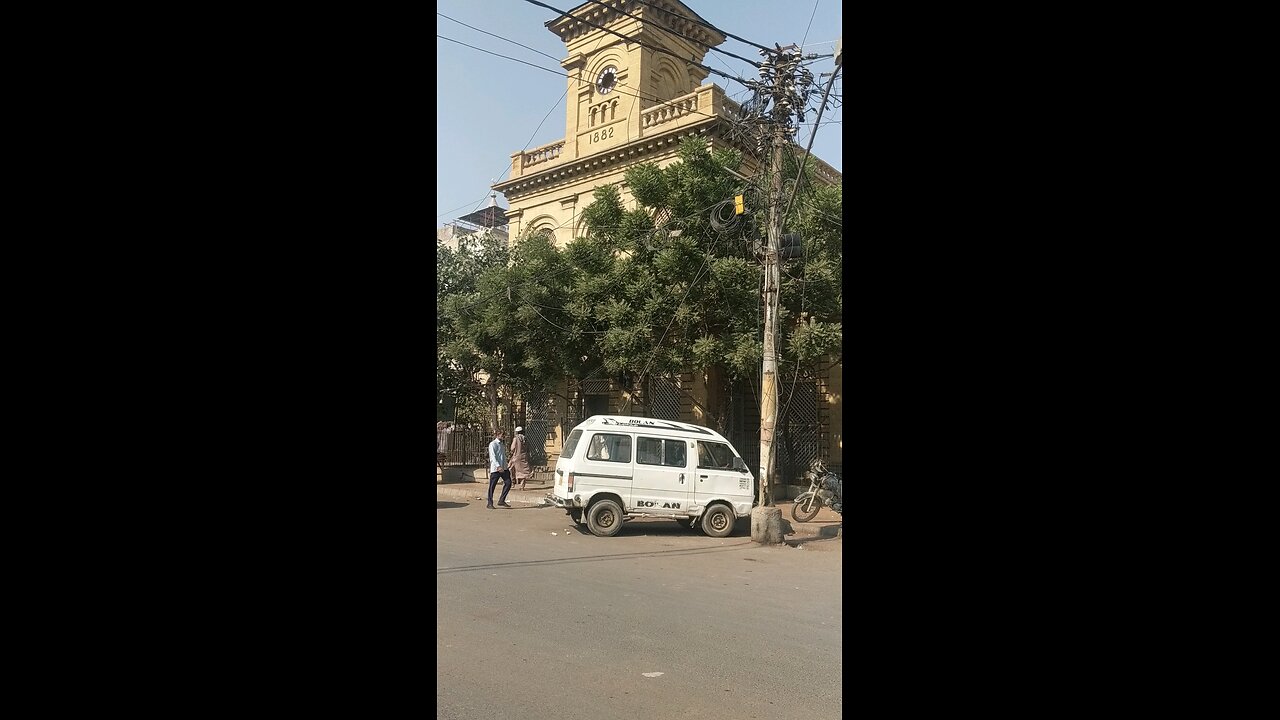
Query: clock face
596 66 618 95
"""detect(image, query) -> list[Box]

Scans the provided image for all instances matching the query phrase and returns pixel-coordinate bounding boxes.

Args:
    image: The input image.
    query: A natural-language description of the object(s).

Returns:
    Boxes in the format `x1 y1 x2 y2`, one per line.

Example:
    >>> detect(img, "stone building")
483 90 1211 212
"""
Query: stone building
437 194 510 251
490 0 841 485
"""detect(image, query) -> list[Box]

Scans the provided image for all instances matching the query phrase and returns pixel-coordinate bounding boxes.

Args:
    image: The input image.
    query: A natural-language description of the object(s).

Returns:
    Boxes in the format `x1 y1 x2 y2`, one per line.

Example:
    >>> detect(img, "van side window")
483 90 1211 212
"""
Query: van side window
696 441 734 469
586 433 632 463
637 437 663 466
562 430 583 459
663 439 686 468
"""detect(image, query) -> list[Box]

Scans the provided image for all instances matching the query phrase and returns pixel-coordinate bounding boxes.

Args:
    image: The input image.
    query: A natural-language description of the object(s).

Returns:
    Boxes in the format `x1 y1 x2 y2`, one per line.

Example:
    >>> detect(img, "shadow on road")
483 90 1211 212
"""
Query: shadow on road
437 501 468 509
559 518 752 538
437 540 757 574
784 522 842 546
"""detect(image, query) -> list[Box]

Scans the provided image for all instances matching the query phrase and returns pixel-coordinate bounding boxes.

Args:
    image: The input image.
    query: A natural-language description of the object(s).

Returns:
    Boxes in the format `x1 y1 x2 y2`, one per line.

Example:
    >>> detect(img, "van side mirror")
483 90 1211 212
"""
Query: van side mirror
732 457 748 472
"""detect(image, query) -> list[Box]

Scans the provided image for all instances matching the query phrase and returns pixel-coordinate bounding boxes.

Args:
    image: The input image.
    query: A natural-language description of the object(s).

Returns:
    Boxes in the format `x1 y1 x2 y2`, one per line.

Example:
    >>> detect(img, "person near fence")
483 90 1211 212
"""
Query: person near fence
436 421 453 473
487 429 511 509
509 426 532 491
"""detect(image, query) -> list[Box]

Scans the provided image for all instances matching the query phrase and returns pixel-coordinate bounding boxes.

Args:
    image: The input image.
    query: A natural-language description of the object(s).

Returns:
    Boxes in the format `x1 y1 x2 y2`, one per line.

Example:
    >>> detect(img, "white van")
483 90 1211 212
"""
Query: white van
548 415 756 537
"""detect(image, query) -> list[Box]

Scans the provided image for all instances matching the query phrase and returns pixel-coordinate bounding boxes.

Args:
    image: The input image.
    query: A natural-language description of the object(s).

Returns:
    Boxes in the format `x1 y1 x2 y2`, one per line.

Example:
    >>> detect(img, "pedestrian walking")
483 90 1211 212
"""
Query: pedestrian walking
436 420 453 473
509 426 532 490
487 428 511 509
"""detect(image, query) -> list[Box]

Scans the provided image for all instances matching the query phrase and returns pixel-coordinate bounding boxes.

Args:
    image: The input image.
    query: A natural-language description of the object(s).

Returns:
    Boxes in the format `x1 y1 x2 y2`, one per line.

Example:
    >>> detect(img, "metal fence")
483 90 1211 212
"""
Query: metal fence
776 381 820 484
436 424 490 466
648 374 682 420
522 392 552 468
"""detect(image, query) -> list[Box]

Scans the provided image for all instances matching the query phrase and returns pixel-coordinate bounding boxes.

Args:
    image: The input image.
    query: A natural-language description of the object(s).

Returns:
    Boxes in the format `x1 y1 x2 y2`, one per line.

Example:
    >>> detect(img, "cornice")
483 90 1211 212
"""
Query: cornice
495 119 731 200
546 0 725 49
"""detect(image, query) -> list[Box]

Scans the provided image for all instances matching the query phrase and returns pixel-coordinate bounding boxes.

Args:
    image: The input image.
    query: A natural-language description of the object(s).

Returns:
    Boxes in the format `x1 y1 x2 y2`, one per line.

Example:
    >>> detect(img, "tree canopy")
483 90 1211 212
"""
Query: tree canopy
436 136 842 432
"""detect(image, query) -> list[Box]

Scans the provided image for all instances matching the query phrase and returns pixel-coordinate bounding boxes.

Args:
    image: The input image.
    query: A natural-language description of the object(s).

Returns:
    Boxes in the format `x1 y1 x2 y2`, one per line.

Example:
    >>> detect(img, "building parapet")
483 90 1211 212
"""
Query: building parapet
513 139 567 177
639 84 729 138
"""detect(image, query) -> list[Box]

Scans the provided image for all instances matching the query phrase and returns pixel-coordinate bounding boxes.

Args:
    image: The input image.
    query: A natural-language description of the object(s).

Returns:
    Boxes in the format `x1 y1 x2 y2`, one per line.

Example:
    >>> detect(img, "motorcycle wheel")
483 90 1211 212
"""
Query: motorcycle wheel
792 493 822 523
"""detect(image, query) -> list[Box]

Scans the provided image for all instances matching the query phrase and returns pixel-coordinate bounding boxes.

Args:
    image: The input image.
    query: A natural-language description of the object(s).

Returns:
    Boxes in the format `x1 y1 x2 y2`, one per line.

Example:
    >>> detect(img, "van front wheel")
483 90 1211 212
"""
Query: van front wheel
587 499 624 537
701 504 735 538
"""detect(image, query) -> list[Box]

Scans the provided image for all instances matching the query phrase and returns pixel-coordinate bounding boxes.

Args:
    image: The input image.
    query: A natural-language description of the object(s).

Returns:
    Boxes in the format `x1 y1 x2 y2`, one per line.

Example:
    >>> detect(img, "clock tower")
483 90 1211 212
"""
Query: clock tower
493 0 771 246
550 0 725 163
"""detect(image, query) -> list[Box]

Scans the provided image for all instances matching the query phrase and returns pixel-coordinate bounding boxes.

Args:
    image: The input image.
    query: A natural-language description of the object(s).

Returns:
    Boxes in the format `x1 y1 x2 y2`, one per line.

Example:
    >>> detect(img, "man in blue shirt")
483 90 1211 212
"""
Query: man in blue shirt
487 428 511 509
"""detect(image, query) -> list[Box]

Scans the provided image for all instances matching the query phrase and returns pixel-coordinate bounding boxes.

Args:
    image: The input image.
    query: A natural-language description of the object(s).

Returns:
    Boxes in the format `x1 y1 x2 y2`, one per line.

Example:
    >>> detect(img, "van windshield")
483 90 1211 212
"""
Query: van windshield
563 430 583 459
697 441 736 469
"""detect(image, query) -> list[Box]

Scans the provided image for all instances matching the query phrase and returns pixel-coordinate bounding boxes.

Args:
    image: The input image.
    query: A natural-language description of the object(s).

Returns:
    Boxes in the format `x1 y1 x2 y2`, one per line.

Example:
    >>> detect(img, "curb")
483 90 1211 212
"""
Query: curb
436 485 842 539
436 483 552 507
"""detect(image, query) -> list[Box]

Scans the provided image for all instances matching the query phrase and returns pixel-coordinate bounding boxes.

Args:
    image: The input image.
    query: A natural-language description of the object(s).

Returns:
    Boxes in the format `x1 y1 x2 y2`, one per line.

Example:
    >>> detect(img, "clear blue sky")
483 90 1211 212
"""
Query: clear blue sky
436 0 843 225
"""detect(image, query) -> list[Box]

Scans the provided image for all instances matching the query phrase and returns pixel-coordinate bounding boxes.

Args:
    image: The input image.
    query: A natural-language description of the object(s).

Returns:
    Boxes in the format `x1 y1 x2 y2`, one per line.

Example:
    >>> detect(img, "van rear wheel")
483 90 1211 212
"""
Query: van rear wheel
701 504 735 538
568 508 583 524
586 499 624 537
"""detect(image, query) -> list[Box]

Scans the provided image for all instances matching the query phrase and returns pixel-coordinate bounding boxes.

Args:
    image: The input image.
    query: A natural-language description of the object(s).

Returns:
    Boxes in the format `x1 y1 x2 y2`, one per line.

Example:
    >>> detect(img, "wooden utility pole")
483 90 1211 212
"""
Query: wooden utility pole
750 45 808 543
758 124 785 508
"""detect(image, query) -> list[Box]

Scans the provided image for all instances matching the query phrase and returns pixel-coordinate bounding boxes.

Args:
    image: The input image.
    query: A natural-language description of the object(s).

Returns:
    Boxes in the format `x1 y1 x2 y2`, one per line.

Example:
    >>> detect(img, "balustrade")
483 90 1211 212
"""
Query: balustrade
522 141 565 169
641 90 701 130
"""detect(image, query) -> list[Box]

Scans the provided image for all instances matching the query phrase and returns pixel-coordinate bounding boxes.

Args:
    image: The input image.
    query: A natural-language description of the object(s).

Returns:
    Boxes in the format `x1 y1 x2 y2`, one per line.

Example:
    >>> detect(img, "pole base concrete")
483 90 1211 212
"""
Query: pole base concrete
750 506 785 545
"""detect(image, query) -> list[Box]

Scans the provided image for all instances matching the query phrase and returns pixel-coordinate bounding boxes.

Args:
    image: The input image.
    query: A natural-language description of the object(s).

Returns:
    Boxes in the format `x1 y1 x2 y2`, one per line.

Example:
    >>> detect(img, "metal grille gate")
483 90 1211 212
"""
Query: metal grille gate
521 392 552 468
647 374 681 420
727 383 760 478
568 377 612 427
777 381 820 483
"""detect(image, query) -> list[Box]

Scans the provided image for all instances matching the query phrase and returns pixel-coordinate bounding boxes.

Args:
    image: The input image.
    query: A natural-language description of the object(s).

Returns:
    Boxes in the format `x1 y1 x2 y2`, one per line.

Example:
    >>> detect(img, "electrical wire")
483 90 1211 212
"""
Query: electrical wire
434 36 571 222
520 0 752 85
576 0 762 68
437 35 565 79
800 0 820 50
437 12 563 63
439 32 753 134
437 19 771 169
437 195 494 220
627 0 774 53
780 65 840 227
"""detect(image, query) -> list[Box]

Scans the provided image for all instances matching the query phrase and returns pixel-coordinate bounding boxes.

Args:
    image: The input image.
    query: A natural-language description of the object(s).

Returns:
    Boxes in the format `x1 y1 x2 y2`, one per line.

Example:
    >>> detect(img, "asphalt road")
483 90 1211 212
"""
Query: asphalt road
437 494 843 720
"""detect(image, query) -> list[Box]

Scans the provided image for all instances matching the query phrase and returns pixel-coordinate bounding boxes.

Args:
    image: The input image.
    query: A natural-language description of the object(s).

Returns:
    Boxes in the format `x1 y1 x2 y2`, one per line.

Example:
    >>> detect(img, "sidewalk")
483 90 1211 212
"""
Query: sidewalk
435 477 554 507
435 478 841 541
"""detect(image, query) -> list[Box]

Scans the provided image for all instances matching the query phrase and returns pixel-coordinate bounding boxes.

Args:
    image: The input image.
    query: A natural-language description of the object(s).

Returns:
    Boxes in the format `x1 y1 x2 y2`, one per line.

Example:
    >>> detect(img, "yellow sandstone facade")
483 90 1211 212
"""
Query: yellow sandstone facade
491 0 841 484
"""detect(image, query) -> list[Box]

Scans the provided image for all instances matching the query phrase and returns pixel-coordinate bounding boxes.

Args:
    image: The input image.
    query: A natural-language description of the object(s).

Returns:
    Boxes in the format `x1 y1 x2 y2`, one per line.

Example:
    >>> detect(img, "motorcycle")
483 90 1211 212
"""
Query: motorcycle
791 459 842 523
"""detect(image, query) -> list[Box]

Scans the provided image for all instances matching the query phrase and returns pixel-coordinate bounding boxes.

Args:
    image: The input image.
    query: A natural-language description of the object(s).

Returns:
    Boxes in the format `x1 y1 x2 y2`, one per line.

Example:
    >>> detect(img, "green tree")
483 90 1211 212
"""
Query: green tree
436 137 842 473
436 231 511 432
569 136 842 443
438 228 583 432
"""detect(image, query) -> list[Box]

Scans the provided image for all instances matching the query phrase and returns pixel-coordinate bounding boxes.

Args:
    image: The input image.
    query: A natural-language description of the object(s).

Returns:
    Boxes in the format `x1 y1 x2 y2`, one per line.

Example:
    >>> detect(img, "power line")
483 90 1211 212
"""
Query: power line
800 0 820 50
520 0 751 85
437 195 494 220
439 31 748 131
780 65 841 227
438 22 768 167
435 34 571 221
577 0 761 68
627 0 773 53
437 35 565 79
437 12 563 63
